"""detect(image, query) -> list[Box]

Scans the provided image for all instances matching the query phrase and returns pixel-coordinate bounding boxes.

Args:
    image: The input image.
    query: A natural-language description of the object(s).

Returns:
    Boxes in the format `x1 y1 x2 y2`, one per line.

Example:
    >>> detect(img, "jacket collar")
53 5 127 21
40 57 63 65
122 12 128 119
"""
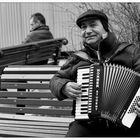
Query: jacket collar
32 25 49 32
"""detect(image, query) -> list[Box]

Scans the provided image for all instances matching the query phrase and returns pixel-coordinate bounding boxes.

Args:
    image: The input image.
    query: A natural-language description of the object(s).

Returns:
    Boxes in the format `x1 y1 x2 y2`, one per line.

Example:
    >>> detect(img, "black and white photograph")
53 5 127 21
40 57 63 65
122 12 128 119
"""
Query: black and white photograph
0 1 140 138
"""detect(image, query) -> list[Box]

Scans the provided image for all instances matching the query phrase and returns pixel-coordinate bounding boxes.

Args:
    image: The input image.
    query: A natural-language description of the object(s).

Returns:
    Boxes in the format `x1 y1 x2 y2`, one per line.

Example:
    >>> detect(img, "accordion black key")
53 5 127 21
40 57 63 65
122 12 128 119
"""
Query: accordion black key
76 63 140 128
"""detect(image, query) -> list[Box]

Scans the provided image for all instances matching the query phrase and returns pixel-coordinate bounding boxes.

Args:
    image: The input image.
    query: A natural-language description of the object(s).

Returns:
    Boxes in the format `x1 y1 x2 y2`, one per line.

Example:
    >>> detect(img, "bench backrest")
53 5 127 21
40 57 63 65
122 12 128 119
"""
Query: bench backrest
0 65 73 120
0 38 68 73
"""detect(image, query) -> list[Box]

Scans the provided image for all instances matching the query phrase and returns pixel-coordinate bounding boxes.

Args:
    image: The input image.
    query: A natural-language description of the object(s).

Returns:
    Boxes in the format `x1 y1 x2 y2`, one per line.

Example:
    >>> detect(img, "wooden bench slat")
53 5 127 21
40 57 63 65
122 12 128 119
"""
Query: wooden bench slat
0 126 67 135
4 67 60 74
0 114 74 123
1 74 54 81
0 91 55 98
0 123 68 130
0 57 26 66
5 64 60 69
0 122 68 131
0 129 65 137
0 98 73 107
27 46 56 57
1 82 50 89
0 107 72 116
0 53 26 63
3 71 58 74
0 53 51 66
27 53 55 64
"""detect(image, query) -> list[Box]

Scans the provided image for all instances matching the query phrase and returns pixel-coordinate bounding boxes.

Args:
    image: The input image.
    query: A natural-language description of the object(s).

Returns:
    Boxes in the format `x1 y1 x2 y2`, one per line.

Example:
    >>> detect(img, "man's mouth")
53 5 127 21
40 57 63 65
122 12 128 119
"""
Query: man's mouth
86 35 96 40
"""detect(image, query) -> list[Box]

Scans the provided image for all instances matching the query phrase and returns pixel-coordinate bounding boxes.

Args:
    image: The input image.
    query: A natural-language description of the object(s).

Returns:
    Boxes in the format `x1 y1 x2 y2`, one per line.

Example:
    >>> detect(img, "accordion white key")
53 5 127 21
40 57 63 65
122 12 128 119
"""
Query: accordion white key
76 63 140 128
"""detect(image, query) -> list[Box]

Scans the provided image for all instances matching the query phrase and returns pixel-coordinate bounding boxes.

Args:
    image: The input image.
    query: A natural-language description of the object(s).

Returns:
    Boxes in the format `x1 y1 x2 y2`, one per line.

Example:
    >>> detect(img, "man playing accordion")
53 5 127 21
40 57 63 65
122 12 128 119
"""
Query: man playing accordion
50 9 140 137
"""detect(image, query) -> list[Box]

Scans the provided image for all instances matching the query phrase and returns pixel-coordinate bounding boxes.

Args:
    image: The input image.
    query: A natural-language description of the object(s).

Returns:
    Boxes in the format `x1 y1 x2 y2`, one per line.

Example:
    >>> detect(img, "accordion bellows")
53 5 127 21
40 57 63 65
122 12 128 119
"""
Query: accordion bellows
76 63 140 128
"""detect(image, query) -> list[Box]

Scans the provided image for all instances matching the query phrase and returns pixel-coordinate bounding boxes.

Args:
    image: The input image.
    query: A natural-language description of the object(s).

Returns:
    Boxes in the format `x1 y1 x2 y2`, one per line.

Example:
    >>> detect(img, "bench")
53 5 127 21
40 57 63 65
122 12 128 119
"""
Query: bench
0 38 68 73
0 65 74 137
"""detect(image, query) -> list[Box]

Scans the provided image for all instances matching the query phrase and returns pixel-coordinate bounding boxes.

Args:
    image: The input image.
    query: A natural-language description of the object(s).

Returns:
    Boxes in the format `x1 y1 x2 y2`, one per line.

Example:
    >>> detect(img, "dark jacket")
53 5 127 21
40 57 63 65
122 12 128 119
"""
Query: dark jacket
23 25 53 43
50 32 140 100
50 32 140 133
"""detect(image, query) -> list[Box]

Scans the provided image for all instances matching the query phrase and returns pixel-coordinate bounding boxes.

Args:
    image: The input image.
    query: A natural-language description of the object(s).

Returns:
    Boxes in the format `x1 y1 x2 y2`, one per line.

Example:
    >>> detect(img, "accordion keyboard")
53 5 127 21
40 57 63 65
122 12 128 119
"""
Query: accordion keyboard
75 66 90 120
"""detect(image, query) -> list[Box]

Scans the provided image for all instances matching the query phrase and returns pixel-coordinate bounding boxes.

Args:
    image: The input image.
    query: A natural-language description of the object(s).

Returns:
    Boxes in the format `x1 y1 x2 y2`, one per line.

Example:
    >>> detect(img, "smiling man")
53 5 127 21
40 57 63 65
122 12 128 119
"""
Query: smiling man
50 9 140 137
80 16 108 49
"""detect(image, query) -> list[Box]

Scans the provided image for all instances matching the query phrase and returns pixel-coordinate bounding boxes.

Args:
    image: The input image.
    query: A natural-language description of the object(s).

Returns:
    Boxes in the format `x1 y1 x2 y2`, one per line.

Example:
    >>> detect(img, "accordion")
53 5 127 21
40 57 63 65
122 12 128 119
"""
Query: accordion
76 63 140 128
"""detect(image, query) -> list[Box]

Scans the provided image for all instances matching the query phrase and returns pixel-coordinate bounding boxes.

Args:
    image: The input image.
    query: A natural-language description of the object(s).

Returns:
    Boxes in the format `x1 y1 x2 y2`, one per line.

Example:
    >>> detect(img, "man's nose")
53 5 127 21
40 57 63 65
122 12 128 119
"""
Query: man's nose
30 27 33 32
85 26 93 33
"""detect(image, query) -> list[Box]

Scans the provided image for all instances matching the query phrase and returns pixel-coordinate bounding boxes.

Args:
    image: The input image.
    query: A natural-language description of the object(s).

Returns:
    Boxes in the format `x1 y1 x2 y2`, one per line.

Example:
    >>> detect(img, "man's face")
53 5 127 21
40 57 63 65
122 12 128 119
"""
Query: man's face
81 19 107 47
29 18 40 32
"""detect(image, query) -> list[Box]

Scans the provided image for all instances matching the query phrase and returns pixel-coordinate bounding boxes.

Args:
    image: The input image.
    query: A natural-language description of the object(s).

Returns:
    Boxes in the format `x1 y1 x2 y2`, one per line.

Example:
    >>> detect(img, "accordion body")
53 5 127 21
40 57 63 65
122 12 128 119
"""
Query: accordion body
76 63 140 128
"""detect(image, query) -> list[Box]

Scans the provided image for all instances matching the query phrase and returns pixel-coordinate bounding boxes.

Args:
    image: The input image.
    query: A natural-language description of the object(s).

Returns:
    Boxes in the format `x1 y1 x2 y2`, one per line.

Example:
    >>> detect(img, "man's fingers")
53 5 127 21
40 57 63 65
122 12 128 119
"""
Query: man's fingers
63 82 82 99
70 83 81 90
67 92 80 100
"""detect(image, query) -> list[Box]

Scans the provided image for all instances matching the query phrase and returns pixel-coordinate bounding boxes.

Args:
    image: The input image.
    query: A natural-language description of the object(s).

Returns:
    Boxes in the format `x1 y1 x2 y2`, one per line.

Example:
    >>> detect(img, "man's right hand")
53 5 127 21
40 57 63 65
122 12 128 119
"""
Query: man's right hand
62 82 82 100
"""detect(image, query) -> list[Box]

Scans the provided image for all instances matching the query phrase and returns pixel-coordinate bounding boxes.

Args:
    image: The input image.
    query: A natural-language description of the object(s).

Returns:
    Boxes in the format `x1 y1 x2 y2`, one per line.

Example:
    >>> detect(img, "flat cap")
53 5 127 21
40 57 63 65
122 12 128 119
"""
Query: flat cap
76 9 108 28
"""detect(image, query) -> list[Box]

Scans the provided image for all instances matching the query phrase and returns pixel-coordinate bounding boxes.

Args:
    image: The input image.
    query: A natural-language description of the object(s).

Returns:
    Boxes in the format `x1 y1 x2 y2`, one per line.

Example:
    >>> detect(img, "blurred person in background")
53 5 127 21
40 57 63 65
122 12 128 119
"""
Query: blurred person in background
22 12 54 65
23 12 53 43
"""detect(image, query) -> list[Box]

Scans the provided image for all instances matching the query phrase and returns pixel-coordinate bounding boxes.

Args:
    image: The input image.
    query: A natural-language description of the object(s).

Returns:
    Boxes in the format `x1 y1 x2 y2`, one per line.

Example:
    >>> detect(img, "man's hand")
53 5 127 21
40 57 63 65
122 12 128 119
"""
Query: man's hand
62 82 82 100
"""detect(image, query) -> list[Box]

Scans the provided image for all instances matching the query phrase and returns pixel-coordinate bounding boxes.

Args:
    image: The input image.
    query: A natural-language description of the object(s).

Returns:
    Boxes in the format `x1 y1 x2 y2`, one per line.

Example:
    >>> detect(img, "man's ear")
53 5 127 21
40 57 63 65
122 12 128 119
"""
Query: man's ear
36 20 41 26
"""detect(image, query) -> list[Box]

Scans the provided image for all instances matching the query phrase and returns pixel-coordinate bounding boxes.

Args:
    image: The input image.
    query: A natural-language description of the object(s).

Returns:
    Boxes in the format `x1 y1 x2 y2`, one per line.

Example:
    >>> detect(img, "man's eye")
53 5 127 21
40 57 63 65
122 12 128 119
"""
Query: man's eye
89 23 96 27
81 25 86 30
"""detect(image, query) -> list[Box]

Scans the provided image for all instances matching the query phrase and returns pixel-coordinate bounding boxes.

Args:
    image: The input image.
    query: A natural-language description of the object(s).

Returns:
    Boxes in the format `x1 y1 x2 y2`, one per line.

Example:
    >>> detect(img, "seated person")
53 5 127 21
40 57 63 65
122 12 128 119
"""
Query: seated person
23 12 54 65
23 12 53 43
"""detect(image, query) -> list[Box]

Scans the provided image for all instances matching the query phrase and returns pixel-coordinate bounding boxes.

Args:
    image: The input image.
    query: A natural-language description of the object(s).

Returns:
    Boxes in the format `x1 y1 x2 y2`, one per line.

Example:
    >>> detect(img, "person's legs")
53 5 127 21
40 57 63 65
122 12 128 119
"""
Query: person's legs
66 120 109 137
66 119 121 137
66 121 91 137
66 119 140 137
